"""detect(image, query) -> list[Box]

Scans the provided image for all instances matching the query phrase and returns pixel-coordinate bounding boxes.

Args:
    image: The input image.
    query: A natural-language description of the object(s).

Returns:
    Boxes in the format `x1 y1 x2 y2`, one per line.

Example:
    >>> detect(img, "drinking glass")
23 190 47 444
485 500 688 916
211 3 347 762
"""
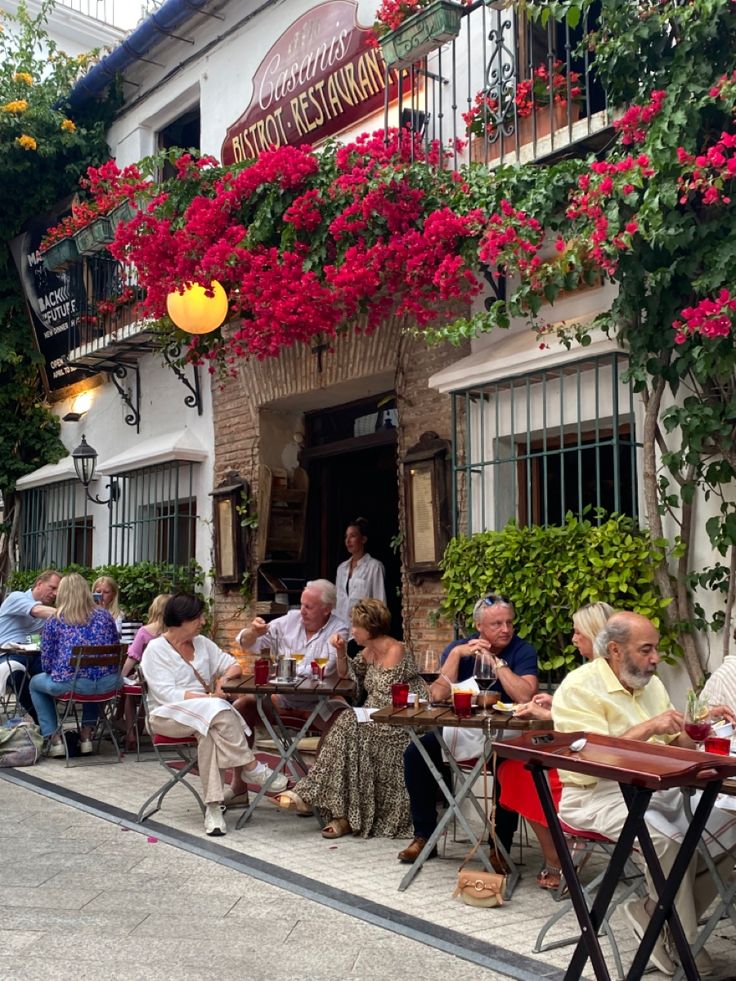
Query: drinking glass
418 650 439 685
684 691 713 750
474 652 497 717
315 655 329 682
292 651 305 676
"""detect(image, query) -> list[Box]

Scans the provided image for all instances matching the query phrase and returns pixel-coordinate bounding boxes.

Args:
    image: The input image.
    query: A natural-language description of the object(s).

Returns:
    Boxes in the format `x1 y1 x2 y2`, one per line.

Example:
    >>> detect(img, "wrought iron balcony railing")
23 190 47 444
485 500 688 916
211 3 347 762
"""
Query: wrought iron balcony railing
383 0 611 167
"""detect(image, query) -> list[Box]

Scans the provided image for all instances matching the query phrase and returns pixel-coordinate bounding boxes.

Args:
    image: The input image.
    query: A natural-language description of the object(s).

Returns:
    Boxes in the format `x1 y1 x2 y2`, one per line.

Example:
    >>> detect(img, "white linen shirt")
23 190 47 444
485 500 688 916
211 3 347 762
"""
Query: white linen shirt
334 553 386 621
241 609 349 682
141 634 241 737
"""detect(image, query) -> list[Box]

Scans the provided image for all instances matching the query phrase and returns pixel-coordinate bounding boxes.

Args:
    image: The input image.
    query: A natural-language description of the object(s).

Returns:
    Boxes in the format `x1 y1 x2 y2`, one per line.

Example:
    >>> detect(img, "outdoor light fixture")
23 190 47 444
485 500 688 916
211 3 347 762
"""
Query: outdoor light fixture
62 390 94 423
166 280 229 334
71 435 118 506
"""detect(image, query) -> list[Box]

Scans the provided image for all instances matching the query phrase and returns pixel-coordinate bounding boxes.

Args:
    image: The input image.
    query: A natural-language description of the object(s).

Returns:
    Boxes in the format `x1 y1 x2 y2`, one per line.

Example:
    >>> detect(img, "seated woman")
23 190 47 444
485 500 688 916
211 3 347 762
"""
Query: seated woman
500 601 614 889
30 572 120 757
273 598 427 839
92 575 123 635
123 593 171 679
141 593 287 837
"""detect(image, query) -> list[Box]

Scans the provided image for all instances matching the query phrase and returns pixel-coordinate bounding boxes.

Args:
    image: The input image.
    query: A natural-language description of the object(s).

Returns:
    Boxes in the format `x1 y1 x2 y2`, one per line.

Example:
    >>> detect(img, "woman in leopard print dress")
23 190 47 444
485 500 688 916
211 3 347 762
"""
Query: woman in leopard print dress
273 599 427 838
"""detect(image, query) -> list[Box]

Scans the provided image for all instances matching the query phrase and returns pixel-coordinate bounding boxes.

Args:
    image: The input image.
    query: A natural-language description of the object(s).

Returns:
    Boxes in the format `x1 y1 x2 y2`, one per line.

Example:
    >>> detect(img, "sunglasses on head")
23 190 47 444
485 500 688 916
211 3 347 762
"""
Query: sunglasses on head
479 593 510 606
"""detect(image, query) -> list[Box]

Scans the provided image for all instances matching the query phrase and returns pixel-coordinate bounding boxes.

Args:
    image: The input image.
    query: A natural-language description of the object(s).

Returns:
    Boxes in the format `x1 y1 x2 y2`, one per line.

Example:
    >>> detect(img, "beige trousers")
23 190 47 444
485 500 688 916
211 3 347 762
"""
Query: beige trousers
151 709 256 804
561 781 736 942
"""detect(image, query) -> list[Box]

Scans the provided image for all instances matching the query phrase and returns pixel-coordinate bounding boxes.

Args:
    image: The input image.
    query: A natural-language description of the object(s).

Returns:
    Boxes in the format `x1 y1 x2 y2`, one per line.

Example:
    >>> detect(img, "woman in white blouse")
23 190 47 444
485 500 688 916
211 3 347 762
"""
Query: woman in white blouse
334 518 386 622
141 594 287 837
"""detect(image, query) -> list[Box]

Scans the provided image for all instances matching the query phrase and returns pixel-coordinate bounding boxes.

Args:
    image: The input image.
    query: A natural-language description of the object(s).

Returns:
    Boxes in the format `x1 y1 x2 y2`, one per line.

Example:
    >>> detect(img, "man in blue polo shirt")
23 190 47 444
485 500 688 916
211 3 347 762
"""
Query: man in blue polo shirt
0 570 60 719
399 593 538 865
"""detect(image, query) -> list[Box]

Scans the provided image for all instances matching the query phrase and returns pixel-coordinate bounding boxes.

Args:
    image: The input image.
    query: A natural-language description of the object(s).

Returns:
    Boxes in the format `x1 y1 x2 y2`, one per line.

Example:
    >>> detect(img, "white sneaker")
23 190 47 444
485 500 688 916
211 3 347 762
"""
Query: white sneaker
204 804 227 836
246 763 288 793
79 739 94 754
622 897 675 976
46 739 65 759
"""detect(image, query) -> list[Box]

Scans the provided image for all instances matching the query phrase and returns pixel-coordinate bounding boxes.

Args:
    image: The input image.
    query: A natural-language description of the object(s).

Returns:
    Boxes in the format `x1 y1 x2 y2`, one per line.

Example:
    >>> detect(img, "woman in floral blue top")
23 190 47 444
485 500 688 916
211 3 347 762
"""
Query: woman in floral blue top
30 573 120 756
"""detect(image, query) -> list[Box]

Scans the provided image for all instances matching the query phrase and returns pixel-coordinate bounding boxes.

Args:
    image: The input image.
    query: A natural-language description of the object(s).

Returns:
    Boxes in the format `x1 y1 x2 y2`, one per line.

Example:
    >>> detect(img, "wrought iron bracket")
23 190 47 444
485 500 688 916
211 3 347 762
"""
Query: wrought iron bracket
162 342 203 415
482 266 506 306
107 362 141 432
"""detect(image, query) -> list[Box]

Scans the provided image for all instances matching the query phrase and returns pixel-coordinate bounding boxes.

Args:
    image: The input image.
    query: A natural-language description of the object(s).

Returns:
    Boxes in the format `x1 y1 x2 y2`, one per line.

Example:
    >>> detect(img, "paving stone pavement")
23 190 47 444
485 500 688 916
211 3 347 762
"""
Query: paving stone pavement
1 750 735 981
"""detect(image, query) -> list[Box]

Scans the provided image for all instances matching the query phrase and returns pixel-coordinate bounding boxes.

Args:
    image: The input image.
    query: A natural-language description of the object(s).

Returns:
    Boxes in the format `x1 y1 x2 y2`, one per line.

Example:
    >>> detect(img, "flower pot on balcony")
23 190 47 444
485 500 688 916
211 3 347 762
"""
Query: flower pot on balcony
73 215 114 255
471 102 580 164
40 235 79 272
109 198 137 230
380 0 463 68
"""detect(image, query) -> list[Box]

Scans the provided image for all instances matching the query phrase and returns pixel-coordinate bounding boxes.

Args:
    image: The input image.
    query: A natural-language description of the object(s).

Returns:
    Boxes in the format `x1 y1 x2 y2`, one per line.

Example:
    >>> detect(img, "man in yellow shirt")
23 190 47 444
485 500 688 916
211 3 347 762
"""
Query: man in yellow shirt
553 611 736 977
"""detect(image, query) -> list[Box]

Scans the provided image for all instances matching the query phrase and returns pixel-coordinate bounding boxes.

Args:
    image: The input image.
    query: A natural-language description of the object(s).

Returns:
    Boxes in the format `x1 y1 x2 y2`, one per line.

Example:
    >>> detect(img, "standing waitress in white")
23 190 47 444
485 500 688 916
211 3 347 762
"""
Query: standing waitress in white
334 518 386 622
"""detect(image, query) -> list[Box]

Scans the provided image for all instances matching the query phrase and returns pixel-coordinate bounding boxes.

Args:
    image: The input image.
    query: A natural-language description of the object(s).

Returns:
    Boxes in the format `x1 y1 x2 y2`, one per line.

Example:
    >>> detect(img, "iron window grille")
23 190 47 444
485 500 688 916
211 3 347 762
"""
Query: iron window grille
19 480 92 570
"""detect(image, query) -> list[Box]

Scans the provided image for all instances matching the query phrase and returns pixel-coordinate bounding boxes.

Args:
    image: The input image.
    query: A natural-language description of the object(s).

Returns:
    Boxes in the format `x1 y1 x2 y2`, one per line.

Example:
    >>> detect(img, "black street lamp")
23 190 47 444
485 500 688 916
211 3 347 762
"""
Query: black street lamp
71 435 117 506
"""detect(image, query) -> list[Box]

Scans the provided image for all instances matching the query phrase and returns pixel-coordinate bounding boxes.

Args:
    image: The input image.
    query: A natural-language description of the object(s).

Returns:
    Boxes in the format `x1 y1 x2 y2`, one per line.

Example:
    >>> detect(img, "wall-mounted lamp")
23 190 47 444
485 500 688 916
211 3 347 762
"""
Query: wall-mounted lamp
62 390 94 423
71 435 118 507
166 280 229 334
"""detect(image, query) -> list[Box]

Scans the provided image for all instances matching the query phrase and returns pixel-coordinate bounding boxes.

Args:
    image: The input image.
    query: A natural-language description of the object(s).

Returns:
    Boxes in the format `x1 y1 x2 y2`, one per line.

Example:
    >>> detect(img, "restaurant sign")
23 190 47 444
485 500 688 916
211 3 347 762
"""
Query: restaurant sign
221 0 396 164
10 206 89 394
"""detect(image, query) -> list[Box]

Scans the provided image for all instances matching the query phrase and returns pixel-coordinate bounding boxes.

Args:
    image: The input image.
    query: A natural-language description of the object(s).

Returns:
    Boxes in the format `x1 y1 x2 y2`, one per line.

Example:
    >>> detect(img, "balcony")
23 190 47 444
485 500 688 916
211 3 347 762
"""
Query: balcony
382 0 612 168
55 0 154 30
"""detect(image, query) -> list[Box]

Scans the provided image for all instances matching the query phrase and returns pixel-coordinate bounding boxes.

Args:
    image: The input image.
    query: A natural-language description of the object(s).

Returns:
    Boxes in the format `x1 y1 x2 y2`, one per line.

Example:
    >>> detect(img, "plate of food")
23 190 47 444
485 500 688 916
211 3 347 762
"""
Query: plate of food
494 701 517 714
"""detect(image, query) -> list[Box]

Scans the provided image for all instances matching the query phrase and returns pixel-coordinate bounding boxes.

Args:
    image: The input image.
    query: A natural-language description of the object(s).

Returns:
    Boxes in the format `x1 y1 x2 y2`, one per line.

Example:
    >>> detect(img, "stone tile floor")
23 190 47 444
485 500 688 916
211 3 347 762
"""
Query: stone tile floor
2 745 735 980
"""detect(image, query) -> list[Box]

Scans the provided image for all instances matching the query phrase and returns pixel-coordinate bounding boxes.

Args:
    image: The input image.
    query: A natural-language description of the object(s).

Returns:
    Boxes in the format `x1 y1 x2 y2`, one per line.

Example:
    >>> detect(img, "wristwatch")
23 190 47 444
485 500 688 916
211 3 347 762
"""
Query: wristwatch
494 658 508 669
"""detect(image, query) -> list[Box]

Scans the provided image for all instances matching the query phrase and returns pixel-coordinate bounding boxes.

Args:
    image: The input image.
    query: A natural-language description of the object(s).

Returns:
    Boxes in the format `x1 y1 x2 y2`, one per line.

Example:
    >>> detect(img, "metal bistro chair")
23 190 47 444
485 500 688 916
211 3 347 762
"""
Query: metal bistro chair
0 658 27 720
136 677 205 824
54 644 127 766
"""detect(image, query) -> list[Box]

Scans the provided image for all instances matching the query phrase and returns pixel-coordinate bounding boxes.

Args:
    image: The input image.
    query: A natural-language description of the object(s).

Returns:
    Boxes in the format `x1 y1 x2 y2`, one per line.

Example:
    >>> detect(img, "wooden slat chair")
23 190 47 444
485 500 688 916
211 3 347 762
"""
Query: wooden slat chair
135 677 205 824
54 644 128 766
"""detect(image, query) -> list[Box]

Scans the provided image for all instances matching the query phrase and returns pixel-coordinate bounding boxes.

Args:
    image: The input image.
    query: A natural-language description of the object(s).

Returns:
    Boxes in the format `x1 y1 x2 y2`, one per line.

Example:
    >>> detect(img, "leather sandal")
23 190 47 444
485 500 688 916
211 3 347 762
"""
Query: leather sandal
270 789 313 816
536 865 562 890
321 817 351 839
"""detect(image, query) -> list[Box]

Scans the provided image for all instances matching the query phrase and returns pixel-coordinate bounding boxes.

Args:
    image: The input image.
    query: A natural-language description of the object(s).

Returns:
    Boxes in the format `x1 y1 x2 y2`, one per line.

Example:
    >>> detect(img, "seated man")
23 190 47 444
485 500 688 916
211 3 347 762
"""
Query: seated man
553 611 736 977
399 593 538 865
235 579 349 748
0 570 60 720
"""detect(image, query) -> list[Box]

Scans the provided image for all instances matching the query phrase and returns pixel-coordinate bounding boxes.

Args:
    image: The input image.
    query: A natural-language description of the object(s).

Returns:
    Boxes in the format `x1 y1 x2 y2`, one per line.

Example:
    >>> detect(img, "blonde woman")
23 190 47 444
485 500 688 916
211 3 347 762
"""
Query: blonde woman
92 575 123 634
30 573 120 757
123 593 171 678
501 601 615 889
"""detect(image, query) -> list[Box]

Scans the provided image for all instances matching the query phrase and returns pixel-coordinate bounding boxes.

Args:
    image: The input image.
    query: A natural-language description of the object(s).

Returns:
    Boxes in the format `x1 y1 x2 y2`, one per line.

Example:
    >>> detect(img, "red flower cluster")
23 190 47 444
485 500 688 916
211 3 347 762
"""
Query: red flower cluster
673 290 736 344
107 133 483 369
370 0 470 42
677 132 736 205
464 61 582 138
478 199 544 279
613 89 666 145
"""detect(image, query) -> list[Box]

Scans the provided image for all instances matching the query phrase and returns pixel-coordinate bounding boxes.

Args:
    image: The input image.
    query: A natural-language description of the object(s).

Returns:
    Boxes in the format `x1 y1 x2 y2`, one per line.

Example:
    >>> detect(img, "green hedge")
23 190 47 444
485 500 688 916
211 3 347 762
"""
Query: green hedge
7 561 206 621
439 513 673 672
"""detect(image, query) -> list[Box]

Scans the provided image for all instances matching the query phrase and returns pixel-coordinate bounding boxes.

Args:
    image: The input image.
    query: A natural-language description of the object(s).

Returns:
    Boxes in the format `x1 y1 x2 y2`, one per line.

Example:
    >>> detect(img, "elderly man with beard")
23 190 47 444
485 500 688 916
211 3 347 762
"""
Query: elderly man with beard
553 611 736 977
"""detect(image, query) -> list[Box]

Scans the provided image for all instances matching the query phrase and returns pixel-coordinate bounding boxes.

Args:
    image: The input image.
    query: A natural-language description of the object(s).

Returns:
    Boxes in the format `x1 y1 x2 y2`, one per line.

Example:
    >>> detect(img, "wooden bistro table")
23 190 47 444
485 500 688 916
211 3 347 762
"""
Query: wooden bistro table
371 703 553 894
222 672 354 829
494 730 736 981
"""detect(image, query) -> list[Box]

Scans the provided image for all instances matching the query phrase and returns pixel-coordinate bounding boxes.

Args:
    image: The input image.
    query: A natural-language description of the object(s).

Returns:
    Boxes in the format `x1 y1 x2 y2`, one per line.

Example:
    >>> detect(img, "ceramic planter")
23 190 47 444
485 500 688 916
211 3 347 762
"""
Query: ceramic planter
109 198 137 229
73 215 114 255
40 236 79 272
380 0 463 68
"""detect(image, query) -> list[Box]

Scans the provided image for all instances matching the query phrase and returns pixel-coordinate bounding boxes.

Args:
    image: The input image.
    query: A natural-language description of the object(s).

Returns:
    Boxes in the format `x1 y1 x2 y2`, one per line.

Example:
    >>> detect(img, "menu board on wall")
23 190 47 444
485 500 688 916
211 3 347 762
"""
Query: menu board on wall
9 206 89 393
221 0 400 165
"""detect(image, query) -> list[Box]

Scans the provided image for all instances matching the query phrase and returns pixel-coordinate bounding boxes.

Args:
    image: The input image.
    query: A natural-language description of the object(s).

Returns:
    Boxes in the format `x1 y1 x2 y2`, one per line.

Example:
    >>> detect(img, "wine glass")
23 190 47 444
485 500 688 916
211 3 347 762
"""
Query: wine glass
292 651 305 676
315 655 329 682
684 691 713 750
474 653 497 717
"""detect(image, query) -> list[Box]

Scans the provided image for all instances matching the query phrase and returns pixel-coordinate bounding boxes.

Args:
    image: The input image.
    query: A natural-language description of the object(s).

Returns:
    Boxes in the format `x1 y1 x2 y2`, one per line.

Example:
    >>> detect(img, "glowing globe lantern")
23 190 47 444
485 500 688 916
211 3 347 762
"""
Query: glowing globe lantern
166 280 228 334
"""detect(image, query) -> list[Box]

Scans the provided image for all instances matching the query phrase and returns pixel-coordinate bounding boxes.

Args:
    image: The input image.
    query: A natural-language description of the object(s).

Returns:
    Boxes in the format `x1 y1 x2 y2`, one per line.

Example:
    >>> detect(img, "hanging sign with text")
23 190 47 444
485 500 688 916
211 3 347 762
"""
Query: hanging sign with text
221 0 398 164
10 207 89 394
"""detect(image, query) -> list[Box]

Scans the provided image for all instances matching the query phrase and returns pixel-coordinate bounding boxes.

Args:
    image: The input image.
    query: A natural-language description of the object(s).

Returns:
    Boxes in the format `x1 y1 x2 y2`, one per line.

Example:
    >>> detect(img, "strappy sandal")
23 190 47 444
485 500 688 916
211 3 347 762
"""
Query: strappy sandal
536 865 562 891
321 817 351 839
270 789 313 816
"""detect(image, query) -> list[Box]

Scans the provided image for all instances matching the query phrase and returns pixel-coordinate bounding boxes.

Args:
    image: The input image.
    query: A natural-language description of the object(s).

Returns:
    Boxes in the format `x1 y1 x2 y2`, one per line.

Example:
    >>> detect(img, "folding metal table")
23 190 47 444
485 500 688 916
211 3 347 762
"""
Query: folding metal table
371 703 553 893
222 672 354 828
494 730 736 981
